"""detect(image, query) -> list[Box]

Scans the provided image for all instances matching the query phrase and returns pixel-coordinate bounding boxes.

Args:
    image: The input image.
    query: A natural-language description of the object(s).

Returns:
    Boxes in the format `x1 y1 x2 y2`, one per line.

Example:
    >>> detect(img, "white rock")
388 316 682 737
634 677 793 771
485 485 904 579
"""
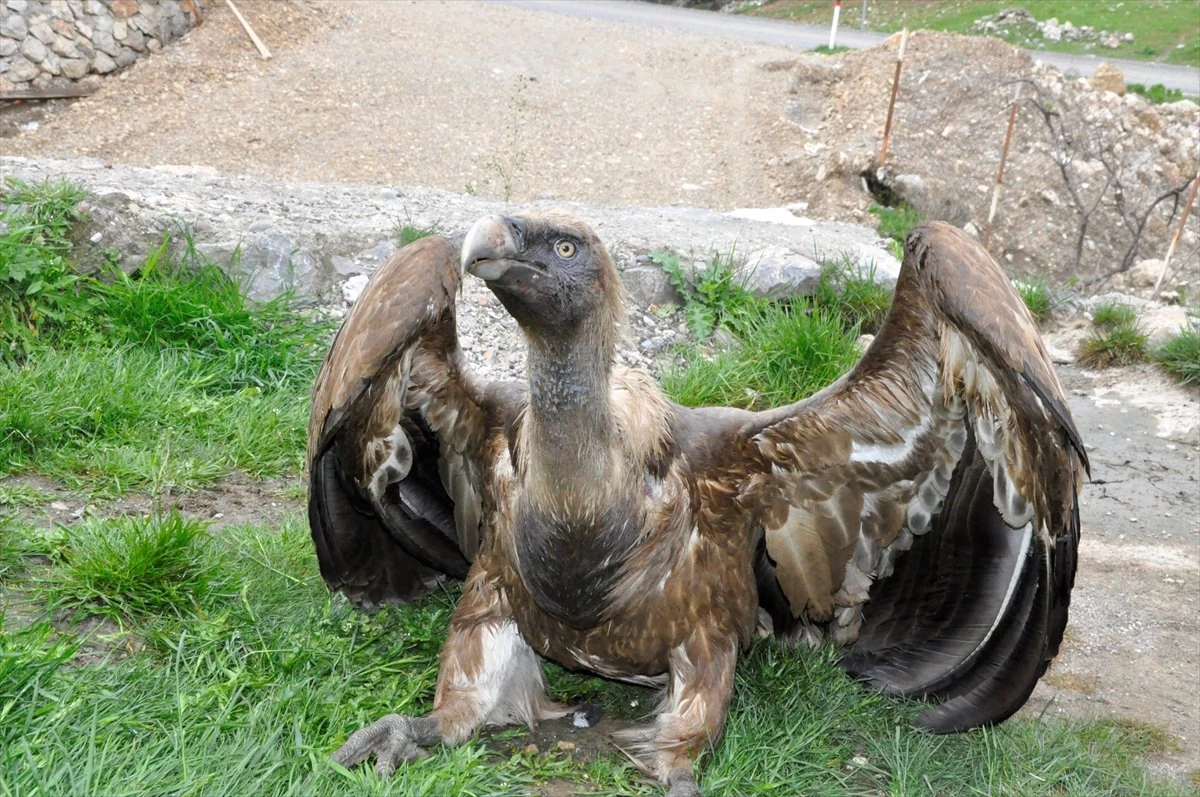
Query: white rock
342 274 370 305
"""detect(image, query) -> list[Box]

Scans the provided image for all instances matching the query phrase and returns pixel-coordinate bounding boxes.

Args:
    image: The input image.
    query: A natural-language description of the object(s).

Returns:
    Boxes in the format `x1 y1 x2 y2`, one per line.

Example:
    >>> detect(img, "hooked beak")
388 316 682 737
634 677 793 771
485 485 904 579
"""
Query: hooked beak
460 215 529 281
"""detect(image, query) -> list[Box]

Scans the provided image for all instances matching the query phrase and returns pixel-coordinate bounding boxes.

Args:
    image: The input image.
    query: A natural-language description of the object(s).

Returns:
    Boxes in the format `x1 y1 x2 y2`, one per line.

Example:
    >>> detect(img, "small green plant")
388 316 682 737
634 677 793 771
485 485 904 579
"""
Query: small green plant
0 178 90 359
664 302 861 410
92 234 331 391
394 218 441 248
813 257 893 334
1125 83 1185 104
47 511 227 621
1152 325 1200 386
650 249 753 339
812 45 851 55
1079 301 1148 368
870 202 922 245
1013 277 1056 324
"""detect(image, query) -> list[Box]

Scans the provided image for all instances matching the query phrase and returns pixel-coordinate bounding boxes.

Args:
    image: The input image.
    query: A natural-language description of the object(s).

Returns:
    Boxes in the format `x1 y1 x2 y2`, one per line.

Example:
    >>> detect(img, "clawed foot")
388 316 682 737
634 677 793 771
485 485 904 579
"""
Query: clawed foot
331 714 441 778
666 766 702 797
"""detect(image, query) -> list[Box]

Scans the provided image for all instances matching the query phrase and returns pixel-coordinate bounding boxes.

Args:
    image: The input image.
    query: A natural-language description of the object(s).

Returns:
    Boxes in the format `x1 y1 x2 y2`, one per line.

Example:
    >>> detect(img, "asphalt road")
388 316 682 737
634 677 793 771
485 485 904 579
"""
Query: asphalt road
497 0 1200 94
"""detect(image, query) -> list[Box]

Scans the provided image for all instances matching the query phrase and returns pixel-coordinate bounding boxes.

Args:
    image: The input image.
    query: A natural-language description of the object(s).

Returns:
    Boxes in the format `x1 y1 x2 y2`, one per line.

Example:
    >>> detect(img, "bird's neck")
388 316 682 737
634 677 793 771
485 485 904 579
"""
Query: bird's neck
515 325 641 629
523 325 620 496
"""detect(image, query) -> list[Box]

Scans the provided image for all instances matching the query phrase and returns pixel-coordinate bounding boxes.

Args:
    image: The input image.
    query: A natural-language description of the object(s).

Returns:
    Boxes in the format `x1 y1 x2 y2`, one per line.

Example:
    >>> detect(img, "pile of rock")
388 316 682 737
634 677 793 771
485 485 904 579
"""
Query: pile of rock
0 0 200 92
974 8 1134 50
767 31 1199 292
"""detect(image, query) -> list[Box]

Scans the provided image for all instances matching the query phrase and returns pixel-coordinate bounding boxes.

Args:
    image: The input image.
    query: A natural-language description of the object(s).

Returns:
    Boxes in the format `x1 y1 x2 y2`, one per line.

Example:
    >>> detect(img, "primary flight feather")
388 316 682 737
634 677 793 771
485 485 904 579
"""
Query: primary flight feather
307 212 1088 795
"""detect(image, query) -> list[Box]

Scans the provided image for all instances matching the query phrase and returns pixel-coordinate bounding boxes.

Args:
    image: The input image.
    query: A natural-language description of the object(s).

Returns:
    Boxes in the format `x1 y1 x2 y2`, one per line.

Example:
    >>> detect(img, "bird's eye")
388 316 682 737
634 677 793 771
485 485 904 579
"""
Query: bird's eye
554 239 577 259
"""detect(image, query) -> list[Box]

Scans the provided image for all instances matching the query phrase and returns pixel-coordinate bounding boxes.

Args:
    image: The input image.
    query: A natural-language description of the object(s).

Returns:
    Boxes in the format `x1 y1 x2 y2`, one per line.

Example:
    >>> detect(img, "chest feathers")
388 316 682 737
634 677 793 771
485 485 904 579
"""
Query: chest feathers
512 493 644 629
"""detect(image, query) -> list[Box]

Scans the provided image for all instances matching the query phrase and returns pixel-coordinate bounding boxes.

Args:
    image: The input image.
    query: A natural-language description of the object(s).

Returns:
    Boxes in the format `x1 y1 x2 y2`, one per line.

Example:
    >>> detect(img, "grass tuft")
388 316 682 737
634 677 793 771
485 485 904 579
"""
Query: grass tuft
1079 301 1148 368
46 511 228 622
814 257 893 334
665 302 861 410
394 219 442 248
870 202 921 244
92 235 332 392
1152 325 1200 386
1014 277 1057 324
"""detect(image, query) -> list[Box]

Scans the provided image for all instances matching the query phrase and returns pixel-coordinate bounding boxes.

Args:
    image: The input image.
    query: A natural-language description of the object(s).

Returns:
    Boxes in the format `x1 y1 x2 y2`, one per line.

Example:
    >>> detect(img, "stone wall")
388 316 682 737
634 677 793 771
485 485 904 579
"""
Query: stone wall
0 0 201 92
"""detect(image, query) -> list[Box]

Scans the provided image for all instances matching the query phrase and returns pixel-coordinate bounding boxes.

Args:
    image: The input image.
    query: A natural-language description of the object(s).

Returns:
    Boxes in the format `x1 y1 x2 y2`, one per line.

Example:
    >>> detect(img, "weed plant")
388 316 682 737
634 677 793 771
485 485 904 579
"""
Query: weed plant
1152 325 1200 386
650 249 752 339
1079 301 1148 368
0 178 90 358
1014 277 1057 324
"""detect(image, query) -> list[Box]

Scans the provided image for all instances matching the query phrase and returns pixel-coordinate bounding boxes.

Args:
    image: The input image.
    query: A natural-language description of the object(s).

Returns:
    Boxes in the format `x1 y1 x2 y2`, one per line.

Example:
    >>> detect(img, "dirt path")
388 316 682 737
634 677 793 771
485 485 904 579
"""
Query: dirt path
1023 357 1199 782
3 0 794 210
2 0 1197 783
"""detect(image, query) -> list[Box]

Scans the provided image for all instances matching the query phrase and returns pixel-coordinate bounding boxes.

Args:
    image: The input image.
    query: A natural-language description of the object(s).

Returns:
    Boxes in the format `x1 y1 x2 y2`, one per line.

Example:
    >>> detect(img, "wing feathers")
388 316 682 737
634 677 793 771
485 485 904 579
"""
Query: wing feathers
308 235 503 606
740 221 1085 731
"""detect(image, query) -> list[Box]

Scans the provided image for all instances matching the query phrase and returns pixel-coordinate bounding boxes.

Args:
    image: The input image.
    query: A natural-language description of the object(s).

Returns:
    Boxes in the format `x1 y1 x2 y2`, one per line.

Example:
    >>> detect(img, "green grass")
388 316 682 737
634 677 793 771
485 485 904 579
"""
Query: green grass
394 218 441 248
664 301 862 410
0 179 332 495
870 202 922 245
1 514 1190 796
813 257 893 334
45 511 228 623
1079 301 1149 368
750 0 1200 66
660 250 893 410
1152 325 1200 386
1126 82 1187 104
0 345 312 494
1014 277 1057 324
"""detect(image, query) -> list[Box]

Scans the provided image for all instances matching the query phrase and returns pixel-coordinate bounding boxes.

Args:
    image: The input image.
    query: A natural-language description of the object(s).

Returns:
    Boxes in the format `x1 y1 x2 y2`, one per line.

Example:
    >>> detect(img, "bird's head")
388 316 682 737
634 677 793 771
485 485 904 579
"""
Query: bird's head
460 211 625 336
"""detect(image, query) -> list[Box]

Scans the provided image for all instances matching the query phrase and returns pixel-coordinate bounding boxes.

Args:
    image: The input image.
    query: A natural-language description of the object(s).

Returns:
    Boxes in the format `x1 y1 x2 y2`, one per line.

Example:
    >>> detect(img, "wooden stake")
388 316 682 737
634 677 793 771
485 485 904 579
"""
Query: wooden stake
225 0 271 59
0 85 99 101
878 28 907 165
983 84 1022 250
1153 170 1199 297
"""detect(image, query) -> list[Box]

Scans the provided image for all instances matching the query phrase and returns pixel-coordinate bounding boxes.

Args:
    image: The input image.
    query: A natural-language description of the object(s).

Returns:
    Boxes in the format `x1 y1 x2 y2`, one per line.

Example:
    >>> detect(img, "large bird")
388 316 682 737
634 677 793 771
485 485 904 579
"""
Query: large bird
308 211 1088 796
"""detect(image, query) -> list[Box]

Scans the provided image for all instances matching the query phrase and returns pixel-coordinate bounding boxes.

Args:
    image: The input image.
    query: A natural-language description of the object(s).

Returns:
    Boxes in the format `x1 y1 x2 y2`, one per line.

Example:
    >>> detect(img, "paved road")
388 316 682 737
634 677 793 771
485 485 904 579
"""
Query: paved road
497 0 1200 94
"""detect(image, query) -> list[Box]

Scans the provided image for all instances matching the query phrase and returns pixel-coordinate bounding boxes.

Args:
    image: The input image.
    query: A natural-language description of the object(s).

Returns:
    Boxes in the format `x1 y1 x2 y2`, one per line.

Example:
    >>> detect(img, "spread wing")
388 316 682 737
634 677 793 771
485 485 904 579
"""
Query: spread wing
731 221 1088 732
307 235 519 607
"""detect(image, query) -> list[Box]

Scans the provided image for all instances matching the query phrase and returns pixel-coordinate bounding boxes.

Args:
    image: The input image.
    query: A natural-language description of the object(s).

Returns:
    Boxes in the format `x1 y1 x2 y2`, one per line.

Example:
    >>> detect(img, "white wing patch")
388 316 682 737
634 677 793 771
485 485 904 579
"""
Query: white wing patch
368 425 414 502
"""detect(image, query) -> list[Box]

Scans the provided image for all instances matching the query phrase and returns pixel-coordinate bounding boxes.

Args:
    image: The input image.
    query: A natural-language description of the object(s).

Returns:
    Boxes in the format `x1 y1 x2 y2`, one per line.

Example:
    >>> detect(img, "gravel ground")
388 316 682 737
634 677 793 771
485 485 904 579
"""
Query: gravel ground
3 0 795 209
3 0 1198 785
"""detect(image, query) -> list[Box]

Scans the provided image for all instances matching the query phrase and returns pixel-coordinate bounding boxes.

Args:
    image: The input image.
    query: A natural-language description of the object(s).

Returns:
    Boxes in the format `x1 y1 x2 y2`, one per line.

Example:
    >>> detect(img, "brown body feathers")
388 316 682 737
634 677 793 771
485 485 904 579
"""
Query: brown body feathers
308 214 1088 794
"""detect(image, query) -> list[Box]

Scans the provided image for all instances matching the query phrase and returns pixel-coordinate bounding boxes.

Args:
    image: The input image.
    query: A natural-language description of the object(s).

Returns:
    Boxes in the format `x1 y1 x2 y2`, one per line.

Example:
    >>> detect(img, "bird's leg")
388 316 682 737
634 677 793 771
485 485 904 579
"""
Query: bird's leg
332 572 568 777
613 629 739 797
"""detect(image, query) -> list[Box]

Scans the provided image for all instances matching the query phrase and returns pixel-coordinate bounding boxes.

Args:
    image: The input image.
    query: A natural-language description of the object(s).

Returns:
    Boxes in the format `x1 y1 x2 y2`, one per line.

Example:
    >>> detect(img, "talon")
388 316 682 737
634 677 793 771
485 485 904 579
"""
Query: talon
332 714 433 776
666 767 702 797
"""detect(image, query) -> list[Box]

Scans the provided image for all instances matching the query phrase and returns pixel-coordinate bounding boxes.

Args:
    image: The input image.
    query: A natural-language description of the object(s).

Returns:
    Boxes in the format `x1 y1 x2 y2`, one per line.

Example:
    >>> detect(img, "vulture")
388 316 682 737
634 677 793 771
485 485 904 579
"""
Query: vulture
307 211 1088 796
